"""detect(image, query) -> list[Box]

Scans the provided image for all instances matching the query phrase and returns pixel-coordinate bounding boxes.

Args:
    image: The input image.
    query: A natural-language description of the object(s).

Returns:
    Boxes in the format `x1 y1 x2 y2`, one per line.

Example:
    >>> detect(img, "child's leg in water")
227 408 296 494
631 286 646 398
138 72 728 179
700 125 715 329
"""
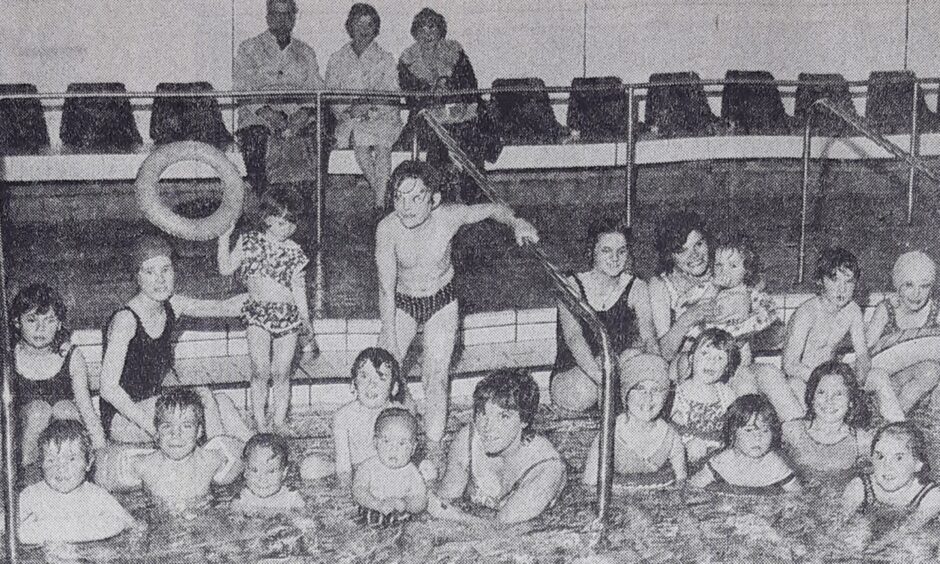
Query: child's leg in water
247 325 274 431
20 400 54 465
51 399 81 421
421 301 459 445
270 332 299 431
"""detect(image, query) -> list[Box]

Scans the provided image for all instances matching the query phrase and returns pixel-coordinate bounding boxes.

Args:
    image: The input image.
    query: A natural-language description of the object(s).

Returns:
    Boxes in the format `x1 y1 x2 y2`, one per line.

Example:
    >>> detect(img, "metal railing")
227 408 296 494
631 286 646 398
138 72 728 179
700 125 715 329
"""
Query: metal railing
420 110 619 527
797 96 940 282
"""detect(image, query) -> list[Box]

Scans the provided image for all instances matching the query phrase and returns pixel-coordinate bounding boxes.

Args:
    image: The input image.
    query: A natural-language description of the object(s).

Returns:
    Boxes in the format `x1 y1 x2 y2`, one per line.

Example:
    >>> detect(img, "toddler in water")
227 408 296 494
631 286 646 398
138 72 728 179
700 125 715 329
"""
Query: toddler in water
670 328 740 462
233 433 304 513
300 348 407 487
106 389 244 507
707 232 776 338
842 422 940 552
353 407 428 526
691 394 801 493
10 282 105 464
582 353 686 486
19 420 137 545
218 186 315 433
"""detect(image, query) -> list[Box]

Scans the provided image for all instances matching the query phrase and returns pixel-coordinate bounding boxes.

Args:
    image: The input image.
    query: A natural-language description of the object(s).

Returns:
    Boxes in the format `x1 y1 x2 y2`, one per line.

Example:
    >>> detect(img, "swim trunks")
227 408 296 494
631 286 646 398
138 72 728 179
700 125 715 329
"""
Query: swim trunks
395 280 457 325
354 506 412 528
242 299 301 337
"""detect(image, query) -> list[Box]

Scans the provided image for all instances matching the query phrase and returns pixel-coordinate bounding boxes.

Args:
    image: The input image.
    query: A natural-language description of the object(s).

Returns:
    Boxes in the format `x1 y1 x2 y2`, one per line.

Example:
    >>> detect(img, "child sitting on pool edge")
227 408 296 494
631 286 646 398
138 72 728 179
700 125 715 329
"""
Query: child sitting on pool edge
691 394 801 493
299 347 409 487
582 353 686 488
841 422 940 553
98 389 244 509
353 407 427 527
670 328 740 463
19 420 138 545
233 433 304 513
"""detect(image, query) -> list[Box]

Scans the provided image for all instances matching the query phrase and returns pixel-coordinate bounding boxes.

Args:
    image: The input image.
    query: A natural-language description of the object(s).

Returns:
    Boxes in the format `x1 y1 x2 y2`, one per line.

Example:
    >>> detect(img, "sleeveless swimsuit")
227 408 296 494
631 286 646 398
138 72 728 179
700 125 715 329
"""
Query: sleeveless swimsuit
612 414 678 474
884 298 940 335
553 273 640 375
705 457 798 495
99 302 176 434
14 347 76 406
783 420 864 473
858 474 937 513
466 429 564 511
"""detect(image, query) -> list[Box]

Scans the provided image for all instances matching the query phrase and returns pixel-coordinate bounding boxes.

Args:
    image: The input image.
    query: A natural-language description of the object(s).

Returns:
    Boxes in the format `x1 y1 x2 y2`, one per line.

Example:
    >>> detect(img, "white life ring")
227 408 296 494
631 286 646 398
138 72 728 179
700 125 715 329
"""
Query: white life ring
135 141 245 241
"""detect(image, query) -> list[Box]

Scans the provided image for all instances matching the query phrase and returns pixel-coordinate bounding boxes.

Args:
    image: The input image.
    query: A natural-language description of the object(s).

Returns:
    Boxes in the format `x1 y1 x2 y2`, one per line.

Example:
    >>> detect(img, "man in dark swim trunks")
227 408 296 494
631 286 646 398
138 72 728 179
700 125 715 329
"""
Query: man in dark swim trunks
375 161 539 460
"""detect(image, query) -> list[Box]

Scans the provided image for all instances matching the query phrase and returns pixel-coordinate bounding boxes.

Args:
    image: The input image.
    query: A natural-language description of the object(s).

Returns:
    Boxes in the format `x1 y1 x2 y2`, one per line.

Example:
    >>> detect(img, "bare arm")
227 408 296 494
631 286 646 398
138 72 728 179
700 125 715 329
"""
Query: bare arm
99 311 156 438
782 303 816 381
581 433 601 486
170 293 248 319
849 305 871 382
68 348 107 449
841 476 865 516
689 461 716 488
864 301 889 348
781 475 803 493
292 271 314 337
629 279 662 356
405 471 428 514
456 203 539 246
648 277 713 360
670 432 688 482
436 425 471 502
496 458 566 524
558 295 602 385
352 465 387 512
332 409 353 487
375 219 399 355
217 228 243 276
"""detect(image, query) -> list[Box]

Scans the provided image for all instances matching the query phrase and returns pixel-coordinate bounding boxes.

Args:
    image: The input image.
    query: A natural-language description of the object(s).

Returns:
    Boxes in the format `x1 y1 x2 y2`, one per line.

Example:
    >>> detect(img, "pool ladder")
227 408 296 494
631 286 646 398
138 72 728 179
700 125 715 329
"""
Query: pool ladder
420 110 620 530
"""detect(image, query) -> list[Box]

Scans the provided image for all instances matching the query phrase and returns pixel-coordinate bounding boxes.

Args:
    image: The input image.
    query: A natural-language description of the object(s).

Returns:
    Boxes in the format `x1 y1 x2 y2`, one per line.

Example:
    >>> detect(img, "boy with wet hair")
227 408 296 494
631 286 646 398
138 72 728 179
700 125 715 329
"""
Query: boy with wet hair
19 420 137 545
376 160 539 468
233 432 304 513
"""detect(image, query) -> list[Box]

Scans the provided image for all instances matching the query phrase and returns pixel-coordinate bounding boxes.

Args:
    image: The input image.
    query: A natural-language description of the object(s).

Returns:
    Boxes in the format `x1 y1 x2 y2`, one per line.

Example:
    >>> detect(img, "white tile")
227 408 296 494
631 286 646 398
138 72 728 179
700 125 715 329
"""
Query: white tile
347 318 381 333
228 338 249 356
463 310 516 329
78 344 103 365
313 318 347 334
516 308 557 324
461 325 516 346
316 333 348 351
784 293 815 309
177 330 227 342
228 328 247 340
71 329 102 346
515 322 556 342
346 333 377 351
290 383 312 409
175 339 227 359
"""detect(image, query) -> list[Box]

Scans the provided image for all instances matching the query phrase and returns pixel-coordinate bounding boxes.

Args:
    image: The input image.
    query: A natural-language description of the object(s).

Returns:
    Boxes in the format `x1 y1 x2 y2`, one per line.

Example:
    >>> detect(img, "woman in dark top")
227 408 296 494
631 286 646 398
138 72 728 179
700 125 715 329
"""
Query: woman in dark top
398 8 501 203
550 217 660 412
99 235 250 443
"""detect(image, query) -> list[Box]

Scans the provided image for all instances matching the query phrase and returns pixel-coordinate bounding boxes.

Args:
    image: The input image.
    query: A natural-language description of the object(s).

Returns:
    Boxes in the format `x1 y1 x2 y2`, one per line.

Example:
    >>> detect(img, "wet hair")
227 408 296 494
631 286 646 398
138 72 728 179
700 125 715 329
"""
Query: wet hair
131 234 174 273
721 394 782 451
655 210 709 274
690 328 740 383
872 421 931 481
350 347 406 404
9 282 70 350
267 0 297 14
243 432 290 469
473 368 540 440
804 361 869 428
374 407 419 440
259 185 304 225
410 8 447 39
814 246 859 283
345 3 380 36
713 230 762 287
38 419 93 465
584 215 633 269
154 388 206 444
390 160 441 197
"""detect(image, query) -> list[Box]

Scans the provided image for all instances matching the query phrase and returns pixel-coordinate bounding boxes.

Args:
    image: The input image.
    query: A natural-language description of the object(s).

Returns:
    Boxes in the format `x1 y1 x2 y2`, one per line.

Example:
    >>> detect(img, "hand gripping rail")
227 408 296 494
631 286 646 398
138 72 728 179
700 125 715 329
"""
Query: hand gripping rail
419 110 619 527
798 97 940 283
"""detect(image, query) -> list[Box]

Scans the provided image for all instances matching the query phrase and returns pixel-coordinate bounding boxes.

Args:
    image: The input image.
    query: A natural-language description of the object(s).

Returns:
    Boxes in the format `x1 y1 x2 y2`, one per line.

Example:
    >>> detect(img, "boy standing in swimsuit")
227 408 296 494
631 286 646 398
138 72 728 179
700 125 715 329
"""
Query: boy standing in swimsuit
375 161 539 462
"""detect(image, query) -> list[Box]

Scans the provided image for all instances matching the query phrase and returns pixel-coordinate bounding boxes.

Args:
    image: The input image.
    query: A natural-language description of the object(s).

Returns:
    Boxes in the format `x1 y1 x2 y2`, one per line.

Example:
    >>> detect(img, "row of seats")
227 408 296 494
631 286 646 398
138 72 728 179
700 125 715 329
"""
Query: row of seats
1 71 936 153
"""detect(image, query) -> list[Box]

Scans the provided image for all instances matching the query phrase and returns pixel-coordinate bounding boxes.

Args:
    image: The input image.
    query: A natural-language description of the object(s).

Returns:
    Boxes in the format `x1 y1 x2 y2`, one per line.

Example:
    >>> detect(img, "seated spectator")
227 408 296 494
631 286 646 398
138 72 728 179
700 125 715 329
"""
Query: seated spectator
326 3 403 212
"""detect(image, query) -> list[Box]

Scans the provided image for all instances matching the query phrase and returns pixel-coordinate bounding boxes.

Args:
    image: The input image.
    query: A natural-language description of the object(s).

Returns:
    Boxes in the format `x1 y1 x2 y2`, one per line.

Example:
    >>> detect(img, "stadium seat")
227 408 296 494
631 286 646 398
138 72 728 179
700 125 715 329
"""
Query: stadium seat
60 82 142 151
490 78 567 145
645 72 722 137
0 83 50 153
720 71 794 134
865 71 940 134
793 73 856 136
150 82 233 147
566 76 640 142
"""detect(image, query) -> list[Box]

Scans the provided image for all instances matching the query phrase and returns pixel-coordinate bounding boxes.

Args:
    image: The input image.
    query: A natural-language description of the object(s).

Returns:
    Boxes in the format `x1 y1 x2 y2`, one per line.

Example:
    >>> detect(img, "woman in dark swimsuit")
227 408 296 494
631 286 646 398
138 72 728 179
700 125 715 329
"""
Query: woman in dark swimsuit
550 216 660 412
98 235 251 443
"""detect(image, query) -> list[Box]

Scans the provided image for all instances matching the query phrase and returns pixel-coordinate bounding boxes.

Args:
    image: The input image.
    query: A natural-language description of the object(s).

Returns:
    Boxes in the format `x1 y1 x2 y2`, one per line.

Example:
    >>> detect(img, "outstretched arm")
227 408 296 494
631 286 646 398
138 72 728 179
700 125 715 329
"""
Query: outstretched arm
68 348 107 450
99 312 156 439
376 219 399 355
217 225 243 276
630 279 663 356
849 305 871 382
171 293 248 319
497 458 566 524
455 203 539 246
782 304 816 381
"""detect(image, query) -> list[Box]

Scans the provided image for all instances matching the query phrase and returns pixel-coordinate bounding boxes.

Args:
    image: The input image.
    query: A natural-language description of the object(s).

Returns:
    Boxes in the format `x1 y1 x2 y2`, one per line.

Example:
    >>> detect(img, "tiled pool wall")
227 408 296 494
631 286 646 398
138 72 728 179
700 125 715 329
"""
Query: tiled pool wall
71 291 892 413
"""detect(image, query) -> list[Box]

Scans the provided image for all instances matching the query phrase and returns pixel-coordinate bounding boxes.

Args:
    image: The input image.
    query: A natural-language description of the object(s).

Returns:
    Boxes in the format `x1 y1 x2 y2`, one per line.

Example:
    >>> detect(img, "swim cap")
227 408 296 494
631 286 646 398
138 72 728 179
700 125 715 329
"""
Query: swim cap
131 234 173 270
892 250 936 289
619 353 670 397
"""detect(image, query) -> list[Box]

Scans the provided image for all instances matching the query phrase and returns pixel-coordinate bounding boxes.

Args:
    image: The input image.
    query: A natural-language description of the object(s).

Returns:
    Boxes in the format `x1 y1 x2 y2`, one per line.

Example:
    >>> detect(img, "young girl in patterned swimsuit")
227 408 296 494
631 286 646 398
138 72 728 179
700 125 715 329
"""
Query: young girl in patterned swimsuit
218 186 313 432
11 282 105 465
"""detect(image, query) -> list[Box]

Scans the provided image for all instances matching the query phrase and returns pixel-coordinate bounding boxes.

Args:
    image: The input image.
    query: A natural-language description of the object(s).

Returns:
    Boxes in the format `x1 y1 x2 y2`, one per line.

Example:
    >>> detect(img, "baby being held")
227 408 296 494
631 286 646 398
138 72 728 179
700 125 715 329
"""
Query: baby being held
233 433 304 513
19 420 137 545
352 407 427 526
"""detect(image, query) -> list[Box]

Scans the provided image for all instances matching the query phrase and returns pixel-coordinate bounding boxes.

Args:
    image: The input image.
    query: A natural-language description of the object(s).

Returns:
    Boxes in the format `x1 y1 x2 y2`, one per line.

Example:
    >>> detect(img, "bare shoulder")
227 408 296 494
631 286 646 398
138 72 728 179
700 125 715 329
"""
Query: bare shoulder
107 309 138 338
332 400 357 427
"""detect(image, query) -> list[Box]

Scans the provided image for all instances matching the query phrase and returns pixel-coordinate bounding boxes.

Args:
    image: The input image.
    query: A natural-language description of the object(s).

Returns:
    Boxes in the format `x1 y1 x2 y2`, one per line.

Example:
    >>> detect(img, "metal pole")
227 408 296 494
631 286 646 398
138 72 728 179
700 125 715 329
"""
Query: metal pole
624 87 636 228
798 114 813 284
0 179 18 561
594 336 616 524
907 82 920 224
314 93 325 318
411 129 419 162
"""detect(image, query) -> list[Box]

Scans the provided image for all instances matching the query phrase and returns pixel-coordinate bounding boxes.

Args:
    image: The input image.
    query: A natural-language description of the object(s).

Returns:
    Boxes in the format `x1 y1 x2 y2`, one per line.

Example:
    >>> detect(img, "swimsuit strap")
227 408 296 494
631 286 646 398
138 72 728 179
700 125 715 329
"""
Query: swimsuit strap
498 454 562 506
909 481 937 508
860 474 875 511
570 273 589 302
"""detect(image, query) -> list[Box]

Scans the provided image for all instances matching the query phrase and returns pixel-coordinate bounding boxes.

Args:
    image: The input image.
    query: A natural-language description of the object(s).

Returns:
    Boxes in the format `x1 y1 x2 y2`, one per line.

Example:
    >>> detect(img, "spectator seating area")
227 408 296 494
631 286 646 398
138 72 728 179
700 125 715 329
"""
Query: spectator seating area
2 71 940 182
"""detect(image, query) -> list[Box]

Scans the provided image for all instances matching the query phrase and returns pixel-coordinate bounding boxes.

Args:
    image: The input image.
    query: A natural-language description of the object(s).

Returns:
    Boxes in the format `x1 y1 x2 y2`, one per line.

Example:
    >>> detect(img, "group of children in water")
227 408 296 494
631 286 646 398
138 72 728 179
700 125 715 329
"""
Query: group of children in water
8 163 940 553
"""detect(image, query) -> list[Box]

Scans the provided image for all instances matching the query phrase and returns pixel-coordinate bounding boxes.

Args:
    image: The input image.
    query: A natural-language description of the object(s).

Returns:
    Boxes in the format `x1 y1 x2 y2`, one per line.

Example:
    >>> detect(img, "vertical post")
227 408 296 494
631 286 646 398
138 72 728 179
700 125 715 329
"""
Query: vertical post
798 115 813 284
595 338 616 524
907 81 919 224
314 93 325 318
411 129 419 161
0 173 18 562
624 87 636 227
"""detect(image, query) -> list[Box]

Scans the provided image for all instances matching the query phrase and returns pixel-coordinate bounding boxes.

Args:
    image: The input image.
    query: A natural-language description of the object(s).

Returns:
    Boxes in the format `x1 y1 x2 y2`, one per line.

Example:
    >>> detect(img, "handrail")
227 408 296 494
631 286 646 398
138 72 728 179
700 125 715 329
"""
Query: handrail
797 97 940 282
0 215 18 562
419 110 619 527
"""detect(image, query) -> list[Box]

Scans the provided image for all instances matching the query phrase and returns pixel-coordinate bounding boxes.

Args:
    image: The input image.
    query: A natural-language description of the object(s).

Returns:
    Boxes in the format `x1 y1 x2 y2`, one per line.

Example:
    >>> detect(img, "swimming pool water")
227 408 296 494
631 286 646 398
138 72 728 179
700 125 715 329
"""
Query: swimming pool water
14 400 940 563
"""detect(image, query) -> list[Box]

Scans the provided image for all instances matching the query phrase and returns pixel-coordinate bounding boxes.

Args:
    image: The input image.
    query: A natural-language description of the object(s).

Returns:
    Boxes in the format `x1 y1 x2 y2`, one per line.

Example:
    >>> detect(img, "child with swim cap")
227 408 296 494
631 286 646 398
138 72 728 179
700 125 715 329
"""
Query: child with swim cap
233 433 304 513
